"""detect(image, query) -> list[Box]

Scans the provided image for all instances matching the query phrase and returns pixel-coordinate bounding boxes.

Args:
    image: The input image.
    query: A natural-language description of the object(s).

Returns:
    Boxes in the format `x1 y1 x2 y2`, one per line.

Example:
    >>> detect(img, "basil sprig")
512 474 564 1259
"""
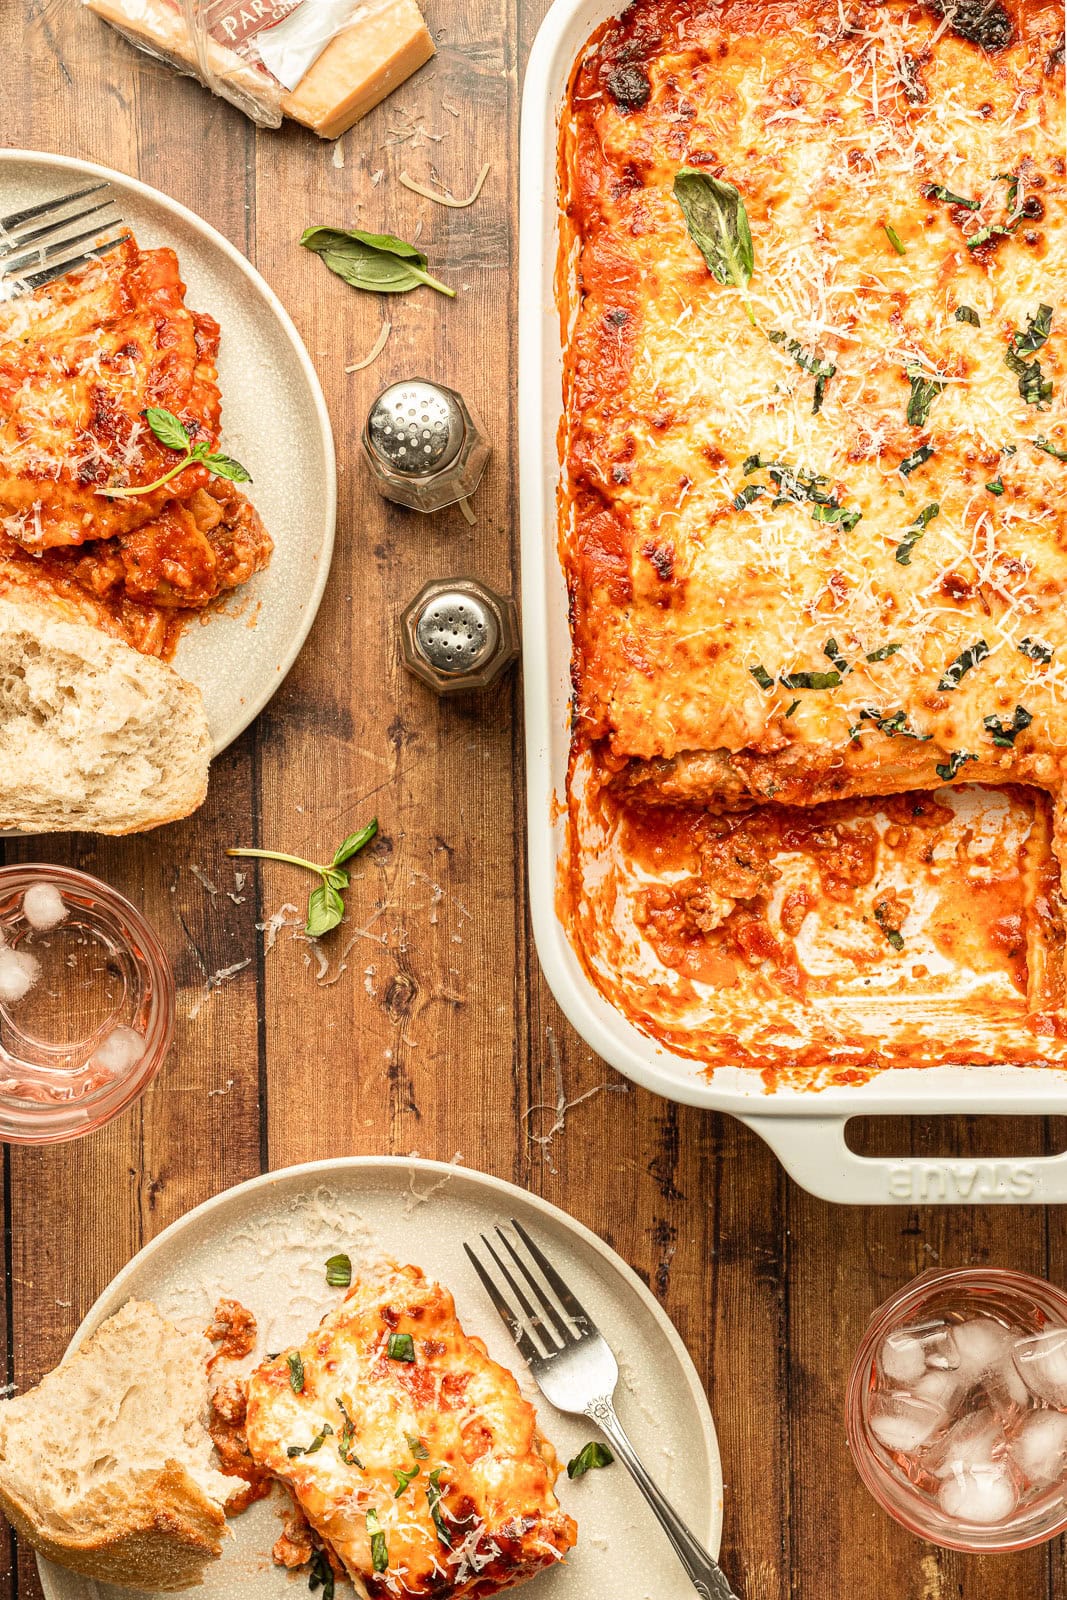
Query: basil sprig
301 226 455 297
567 1441 616 1478
229 822 377 938
100 406 251 500
673 170 755 325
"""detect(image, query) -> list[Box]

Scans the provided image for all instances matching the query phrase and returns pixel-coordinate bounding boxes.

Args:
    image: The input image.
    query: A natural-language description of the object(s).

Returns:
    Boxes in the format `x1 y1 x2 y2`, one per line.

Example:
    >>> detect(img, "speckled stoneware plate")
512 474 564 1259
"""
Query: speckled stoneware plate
0 151 336 756
37 1156 723 1600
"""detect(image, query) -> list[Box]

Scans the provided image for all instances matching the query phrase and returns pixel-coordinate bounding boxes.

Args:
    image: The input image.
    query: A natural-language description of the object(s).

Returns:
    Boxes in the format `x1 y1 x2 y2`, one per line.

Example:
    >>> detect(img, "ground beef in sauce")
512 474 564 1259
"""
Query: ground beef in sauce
205 1297 258 1365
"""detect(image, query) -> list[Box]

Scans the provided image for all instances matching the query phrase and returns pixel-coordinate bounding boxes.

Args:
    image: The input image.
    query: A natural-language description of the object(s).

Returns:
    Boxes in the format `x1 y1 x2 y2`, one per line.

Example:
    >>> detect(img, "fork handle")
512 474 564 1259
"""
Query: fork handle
583 1396 741 1600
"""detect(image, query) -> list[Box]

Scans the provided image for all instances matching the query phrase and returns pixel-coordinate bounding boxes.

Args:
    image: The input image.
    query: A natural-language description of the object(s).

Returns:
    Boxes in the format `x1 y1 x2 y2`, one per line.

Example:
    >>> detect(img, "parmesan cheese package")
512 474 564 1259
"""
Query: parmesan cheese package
83 0 434 135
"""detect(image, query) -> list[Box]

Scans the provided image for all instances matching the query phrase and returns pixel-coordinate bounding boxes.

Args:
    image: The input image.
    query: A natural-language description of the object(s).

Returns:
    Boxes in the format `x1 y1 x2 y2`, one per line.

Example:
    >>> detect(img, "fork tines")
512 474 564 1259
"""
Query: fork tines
464 1219 591 1364
0 183 129 296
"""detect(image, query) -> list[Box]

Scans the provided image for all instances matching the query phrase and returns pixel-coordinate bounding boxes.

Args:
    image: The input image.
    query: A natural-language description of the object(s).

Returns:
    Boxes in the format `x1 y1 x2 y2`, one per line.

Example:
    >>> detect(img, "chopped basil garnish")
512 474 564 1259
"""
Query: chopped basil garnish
955 305 981 326
567 1441 616 1479
308 1550 335 1600
427 1466 452 1547
1033 436 1067 462
811 503 863 531
924 183 979 211
393 1463 420 1497
1018 636 1053 663
785 699 800 717
287 1422 333 1458
1006 346 1052 408
860 707 932 740
935 750 978 781
734 484 765 509
325 1253 352 1289
899 445 934 476
905 365 947 428
883 223 906 255
786 339 836 413
895 502 940 565
335 1397 363 1468
742 456 861 530
966 171 1023 250
779 670 841 690
287 1352 305 1394
406 1434 429 1461
387 1332 415 1362
866 643 902 662
984 705 1033 747
823 638 850 675
673 169 755 324
938 639 989 692
874 903 905 952
1011 303 1052 358
985 476 1004 495
750 664 774 690
366 1509 388 1573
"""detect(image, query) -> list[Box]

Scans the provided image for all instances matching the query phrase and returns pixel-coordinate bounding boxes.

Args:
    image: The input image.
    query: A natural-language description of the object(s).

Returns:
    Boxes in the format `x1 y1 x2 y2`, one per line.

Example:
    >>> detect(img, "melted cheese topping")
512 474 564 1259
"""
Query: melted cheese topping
562 0 1067 803
244 1263 576 1600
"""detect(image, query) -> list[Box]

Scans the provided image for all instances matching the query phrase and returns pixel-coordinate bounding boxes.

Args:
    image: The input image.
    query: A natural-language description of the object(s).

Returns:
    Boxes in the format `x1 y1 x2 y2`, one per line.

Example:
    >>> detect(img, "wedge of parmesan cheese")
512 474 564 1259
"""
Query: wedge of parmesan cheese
85 0 434 138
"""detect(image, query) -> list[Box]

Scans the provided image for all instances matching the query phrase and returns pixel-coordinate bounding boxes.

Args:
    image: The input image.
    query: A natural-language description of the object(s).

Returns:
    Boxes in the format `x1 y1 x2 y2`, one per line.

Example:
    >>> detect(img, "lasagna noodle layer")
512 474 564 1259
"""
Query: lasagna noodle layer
562 0 1067 807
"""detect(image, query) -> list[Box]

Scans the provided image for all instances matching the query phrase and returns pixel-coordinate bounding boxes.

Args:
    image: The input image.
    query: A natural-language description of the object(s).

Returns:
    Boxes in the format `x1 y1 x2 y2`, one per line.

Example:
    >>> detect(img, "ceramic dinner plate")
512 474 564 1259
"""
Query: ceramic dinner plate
37 1156 723 1600
0 150 336 757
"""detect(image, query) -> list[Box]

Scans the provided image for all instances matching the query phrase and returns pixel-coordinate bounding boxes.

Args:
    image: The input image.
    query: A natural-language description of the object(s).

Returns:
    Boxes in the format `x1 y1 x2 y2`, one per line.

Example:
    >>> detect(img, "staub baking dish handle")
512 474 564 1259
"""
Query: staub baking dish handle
741 1115 1067 1205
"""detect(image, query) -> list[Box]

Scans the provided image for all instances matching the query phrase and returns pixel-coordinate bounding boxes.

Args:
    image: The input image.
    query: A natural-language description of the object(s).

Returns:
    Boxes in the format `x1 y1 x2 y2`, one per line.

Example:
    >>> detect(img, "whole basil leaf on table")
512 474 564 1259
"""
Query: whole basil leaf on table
301 227 455 298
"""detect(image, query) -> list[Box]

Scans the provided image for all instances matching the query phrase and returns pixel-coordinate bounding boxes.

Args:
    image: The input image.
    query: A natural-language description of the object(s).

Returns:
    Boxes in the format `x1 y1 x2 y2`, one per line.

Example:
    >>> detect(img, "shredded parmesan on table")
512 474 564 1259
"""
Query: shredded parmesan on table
398 161 491 208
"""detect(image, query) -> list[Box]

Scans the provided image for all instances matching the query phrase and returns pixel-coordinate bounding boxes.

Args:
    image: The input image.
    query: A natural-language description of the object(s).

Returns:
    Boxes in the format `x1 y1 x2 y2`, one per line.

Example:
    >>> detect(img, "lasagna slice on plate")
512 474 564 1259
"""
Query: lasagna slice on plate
245 1262 577 1598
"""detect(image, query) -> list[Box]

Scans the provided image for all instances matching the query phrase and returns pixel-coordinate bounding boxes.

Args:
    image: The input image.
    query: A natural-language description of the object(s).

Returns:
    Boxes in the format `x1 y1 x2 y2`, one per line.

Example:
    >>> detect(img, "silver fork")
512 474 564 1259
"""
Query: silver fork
465 1219 741 1600
0 184 129 297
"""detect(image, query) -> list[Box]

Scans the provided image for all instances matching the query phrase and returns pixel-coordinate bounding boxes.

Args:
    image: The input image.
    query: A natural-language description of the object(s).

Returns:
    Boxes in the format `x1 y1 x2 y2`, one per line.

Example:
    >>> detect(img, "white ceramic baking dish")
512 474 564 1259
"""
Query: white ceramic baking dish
517 0 1067 1206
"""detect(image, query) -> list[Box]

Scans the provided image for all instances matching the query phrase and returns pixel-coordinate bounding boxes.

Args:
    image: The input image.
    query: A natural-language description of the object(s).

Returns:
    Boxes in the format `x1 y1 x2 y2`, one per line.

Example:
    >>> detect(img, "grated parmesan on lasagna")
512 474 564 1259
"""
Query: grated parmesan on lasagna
559 0 1067 1077
244 1263 577 1599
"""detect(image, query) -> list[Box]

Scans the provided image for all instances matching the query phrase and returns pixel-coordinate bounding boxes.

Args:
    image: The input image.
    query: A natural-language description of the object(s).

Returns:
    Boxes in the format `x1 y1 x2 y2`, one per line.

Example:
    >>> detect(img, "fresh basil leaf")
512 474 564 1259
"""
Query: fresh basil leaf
301 226 455 298
387 1332 415 1362
938 639 989 692
143 406 191 453
873 903 905 951
567 1441 615 1479
899 446 934 476
924 183 979 211
955 305 981 326
393 1463 421 1497
199 450 252 483
306 882 345 938
427 1466 452 1548
749 664 774 690
895 502 940 565
287 1352 305 1393
860 707 931 740
308 1550 334 1600
866 643 902 662
935 749 978 781
985 476 1004 495
1033 436 1067 462
366 1509 389 1573
325 1253 351 1288
905 365 947 427
779 670 841 690
672 170 754 306
333 821 378 866
883 223 906 255
984 705 1032 747
1018 636 1053 663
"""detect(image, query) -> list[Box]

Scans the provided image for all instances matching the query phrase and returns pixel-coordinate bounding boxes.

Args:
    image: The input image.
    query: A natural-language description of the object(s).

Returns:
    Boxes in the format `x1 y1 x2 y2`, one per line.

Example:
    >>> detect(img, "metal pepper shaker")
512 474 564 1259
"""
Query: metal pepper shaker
362 379 490 513
400 578 519 693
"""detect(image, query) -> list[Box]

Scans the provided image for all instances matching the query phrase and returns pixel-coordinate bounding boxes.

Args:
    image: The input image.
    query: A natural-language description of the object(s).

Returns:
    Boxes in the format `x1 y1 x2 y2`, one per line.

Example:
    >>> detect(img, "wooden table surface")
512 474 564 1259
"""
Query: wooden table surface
4 3 1067 1597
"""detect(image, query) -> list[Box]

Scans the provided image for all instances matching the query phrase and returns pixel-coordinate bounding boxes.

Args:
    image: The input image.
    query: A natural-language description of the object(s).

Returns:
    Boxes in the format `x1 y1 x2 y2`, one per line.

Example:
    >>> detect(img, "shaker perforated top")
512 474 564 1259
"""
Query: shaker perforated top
414 590 499 675
366 381 465 477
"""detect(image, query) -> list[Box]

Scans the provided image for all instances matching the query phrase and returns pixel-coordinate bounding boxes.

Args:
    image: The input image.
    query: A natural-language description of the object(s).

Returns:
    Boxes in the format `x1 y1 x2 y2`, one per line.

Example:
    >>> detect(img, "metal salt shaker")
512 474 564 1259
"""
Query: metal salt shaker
362 379 490 512
400 578 519 693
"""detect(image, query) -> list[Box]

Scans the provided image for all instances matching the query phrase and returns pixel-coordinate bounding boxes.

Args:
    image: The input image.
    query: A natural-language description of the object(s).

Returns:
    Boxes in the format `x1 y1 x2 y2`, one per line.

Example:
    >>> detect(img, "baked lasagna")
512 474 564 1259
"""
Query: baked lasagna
0 236 271 657
559 0 1067 1075
244 1262 577 1599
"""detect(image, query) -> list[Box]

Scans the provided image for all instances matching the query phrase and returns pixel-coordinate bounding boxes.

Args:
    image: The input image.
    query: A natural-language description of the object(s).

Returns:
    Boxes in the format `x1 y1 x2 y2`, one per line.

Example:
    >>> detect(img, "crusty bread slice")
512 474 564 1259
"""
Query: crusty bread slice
0 1299 231 1591
0 594 210 833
